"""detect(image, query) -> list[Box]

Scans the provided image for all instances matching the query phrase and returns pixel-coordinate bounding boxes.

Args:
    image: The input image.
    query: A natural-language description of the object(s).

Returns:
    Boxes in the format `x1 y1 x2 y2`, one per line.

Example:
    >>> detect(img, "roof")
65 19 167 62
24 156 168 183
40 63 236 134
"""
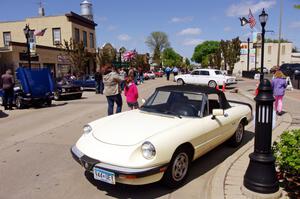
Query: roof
156 85 223 95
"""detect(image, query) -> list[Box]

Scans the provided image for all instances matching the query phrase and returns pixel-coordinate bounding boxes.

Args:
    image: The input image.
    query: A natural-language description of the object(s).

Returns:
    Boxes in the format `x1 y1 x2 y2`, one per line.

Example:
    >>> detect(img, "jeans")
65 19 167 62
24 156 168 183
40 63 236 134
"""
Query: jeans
166 72 170 81
96 81 103 94
275 95 283 113
106 93 123 115
3 88 14 109
139 75 144 84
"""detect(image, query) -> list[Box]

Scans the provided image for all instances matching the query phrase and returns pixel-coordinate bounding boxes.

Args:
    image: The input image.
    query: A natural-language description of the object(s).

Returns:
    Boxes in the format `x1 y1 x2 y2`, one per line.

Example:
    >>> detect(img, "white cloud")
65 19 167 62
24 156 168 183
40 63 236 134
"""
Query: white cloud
107 25 117 31
117 34 131 41
289 21 300 28
226 0 276 17
224 26 232 32
171 16 193 23
178 28 202 36
182 39 203 46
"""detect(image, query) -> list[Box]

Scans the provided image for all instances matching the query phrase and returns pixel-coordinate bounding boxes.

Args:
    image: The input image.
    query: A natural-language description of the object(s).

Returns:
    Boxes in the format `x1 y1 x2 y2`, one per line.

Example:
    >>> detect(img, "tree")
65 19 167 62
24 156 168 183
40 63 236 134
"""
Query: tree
220 40 230 70
96 43 117 68
62 39 90 73
191 41 220 66
227 37 241 71
145 31 170 65
162 48 182 66
208 48 222 69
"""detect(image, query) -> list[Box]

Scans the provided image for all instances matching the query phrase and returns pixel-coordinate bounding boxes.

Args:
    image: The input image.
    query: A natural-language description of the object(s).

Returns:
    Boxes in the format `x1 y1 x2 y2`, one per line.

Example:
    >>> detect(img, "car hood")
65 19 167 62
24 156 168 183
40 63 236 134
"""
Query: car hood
91 110 188 146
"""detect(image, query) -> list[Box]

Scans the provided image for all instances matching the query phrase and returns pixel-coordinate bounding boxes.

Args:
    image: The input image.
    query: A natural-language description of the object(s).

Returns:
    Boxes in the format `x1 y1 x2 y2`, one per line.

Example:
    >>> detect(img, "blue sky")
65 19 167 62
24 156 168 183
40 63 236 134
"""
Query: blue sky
1 0 300 59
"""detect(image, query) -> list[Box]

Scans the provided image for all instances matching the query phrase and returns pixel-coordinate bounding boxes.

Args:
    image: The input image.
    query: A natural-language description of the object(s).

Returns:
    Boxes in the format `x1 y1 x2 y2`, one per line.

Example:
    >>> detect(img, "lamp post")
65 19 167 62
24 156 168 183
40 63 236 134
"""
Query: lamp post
243 9 279 195
23 24 31 69
259 9 268 82
247 37 250 71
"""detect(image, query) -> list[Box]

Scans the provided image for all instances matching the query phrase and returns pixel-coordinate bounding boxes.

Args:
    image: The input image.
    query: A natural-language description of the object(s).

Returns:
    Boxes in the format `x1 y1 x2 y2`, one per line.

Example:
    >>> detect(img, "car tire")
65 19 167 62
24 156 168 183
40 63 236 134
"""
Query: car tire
162 147 191 188
46 99 52 106
208 80 217 88
0 97 3 106
54 92 60 101
228 122 244 147
75 93 82 99
177 79 185 85
15 96 24 109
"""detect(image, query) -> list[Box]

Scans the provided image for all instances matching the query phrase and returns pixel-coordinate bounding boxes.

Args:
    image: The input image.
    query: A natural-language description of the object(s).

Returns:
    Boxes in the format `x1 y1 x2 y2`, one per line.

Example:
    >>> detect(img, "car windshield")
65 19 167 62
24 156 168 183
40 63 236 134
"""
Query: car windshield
141 90 205 118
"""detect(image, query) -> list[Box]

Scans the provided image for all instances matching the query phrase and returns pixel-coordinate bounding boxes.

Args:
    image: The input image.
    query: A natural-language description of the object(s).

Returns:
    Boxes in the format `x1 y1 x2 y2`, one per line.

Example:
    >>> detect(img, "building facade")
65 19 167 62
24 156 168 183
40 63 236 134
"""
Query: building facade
0 10 97 77
233 42 293 74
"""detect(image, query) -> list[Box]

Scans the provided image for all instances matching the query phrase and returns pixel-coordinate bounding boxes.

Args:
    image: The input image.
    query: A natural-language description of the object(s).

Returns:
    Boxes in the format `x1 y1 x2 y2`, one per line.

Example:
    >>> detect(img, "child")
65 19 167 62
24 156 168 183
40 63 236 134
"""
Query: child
124 77 139 110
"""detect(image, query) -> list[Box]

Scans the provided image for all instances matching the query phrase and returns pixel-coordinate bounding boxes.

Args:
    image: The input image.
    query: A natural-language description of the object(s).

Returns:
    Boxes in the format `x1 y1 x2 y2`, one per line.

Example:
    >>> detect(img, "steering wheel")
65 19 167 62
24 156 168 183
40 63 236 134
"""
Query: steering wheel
184 104 198 116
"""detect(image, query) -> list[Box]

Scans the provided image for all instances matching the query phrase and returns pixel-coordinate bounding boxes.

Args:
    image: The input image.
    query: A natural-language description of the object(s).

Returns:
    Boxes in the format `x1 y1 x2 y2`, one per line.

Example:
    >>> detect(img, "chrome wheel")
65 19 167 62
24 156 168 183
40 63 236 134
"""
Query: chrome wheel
177 79 184 85
208 81 217 88
172 152 189 182
54 92 60 100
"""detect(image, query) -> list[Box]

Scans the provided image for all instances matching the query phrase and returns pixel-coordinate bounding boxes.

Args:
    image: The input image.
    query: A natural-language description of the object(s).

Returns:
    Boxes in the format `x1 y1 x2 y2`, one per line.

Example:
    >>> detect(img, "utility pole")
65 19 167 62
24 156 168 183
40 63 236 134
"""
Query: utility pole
247 38 250 71
277 0 283 67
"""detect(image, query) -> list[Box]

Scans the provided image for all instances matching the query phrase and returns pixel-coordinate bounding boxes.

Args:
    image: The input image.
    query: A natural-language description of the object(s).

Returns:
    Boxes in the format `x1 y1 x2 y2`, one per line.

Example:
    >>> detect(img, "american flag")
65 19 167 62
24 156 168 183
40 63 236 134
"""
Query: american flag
248 9 256 29
34 28 47 36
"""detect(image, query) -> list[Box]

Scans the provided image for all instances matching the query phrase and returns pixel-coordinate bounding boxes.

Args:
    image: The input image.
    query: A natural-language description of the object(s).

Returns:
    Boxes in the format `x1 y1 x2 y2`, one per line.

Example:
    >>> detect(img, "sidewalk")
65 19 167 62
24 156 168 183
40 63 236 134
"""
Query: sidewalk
210 78 298 199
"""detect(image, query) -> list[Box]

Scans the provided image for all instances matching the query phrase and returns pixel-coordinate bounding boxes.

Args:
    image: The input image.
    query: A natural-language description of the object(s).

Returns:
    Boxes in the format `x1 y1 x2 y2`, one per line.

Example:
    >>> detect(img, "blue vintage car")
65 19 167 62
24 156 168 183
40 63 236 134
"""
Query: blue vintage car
72 75 96 90
0 67 54 109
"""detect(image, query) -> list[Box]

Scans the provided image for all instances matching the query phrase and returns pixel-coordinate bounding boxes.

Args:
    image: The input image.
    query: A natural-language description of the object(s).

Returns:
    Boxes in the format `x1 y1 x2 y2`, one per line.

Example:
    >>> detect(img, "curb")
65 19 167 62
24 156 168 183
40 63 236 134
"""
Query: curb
209 91 293 199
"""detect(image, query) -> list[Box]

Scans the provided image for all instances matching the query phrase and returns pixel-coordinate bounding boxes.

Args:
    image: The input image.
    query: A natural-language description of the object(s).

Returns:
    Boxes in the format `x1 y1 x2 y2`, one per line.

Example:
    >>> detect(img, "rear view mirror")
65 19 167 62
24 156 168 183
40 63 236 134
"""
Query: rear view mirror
212 109 224 119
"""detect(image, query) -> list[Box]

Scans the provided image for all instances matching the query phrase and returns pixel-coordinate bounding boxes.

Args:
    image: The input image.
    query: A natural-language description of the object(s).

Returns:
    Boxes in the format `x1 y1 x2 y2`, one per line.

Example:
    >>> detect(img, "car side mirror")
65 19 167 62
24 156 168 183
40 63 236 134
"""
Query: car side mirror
212 109 224 119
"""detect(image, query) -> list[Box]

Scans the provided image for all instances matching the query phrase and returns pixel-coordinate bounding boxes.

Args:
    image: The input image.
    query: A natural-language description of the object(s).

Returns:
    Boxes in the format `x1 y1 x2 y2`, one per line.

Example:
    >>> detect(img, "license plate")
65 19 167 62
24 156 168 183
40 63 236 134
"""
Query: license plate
93 167 116 184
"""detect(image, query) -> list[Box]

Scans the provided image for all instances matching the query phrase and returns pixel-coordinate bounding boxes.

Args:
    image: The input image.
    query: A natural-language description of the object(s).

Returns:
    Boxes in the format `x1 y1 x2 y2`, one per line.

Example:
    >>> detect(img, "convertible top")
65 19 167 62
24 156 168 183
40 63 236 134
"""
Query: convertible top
156 85 231 109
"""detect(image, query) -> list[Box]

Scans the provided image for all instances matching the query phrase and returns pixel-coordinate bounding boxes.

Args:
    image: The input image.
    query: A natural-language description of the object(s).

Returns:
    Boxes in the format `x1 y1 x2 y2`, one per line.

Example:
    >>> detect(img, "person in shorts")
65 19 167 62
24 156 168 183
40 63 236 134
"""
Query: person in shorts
124 76 139 110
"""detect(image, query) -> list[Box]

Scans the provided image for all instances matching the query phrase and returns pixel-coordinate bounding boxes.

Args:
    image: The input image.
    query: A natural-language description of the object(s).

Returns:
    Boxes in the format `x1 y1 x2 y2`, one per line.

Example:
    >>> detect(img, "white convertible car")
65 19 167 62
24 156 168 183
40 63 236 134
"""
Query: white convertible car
71 85 252 187
175 69 237 88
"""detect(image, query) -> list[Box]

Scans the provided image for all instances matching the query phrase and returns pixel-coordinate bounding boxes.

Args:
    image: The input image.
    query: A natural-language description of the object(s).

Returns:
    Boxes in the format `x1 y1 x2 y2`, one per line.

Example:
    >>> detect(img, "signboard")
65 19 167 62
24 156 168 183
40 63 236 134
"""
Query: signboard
253 32 262 48
29 30 36 55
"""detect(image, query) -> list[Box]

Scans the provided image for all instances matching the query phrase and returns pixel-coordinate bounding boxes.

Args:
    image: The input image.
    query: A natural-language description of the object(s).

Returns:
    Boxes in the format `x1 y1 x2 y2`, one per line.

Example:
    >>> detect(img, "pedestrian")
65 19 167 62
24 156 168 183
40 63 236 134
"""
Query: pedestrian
124 76 139 110
119 67 127 91
173 66 179 77
94 67 103 94
1 69 15 110
103 65 123 115
272 70 287 116
165 66 171 81
138 68 144 84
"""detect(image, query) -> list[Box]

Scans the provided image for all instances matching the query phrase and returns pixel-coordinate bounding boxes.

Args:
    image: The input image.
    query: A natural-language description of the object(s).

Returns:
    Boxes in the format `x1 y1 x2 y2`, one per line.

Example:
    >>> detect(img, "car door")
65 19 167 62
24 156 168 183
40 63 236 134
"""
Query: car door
185 71 198 84
197 70 210 85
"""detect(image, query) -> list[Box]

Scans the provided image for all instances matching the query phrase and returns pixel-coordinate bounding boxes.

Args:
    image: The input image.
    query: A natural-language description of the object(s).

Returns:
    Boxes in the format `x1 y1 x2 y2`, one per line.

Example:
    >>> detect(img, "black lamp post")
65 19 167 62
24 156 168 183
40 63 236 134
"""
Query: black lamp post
259 9 268 82
247 38 250 71
243 9 279 194
23 24 31 69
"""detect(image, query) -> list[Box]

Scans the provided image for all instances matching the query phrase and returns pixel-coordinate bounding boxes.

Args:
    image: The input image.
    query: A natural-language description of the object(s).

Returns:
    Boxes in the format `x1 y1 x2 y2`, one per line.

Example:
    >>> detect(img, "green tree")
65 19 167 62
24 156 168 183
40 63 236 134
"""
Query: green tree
62 39 90 73
96 43 117 68
162 48 182 66
145 31 170 65
265 38 291 43
191 41 220 66
227 37 241 71
208 48 222 69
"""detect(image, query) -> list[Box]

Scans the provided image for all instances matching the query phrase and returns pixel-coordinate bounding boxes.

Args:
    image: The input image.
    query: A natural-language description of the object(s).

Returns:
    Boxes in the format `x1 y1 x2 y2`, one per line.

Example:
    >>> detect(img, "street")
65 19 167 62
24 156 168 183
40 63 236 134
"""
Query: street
0 77 258 199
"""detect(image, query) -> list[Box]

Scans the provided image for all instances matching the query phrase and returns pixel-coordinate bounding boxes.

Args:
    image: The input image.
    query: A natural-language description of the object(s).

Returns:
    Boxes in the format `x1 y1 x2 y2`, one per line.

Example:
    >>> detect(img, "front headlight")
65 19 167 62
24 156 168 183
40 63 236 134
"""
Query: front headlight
83 124 92 135
80 87 83 91
141 142 156 159
62 88 66 92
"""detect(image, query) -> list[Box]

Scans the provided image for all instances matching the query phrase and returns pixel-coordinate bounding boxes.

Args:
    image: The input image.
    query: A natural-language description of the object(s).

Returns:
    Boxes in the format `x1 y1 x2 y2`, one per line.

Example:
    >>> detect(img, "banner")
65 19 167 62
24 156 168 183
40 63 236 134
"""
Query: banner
29 30 36 55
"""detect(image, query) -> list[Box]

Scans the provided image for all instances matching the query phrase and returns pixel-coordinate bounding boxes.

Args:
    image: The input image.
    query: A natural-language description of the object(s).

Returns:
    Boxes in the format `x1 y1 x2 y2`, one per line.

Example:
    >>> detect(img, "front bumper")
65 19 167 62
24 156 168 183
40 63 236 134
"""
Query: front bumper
59 91 82 96
71 145 168 185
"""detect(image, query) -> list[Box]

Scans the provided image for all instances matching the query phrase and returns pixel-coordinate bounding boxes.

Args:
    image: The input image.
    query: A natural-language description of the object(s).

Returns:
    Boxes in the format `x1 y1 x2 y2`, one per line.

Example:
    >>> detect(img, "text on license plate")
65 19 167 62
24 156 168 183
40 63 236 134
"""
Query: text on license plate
93 167 116 184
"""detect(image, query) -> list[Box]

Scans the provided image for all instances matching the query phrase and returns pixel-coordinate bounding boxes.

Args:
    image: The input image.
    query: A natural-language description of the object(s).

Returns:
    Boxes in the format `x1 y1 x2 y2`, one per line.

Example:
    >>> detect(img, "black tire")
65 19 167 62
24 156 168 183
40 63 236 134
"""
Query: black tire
15 96 24 109
162 147 192 188
54 92 60 101
46 99 52 106
74 93 82 99
228 122 244 147
177 78 185 85
208 80 217 88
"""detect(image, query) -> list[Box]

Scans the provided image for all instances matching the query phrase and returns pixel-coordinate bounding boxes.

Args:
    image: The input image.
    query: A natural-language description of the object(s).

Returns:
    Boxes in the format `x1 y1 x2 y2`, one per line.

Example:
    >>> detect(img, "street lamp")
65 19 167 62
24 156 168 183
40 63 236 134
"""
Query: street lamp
23 24 31 69
258 9 268 82
243 9 280 196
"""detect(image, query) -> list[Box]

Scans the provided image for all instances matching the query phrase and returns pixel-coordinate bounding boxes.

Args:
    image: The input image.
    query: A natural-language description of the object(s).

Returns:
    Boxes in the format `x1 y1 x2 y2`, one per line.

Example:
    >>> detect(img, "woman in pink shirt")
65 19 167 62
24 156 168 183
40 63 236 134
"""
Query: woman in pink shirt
124 77 139 109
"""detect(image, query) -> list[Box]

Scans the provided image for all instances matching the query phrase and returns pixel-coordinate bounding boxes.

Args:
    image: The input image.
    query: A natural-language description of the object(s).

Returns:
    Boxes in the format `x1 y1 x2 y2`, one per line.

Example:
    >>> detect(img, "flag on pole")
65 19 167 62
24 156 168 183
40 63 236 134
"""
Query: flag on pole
248 9 256 29
34 28 47 36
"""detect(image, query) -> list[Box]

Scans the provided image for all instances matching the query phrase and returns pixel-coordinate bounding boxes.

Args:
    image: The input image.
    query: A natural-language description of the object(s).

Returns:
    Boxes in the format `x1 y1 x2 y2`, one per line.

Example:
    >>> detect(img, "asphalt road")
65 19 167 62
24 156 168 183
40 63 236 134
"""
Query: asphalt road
0 78 254 199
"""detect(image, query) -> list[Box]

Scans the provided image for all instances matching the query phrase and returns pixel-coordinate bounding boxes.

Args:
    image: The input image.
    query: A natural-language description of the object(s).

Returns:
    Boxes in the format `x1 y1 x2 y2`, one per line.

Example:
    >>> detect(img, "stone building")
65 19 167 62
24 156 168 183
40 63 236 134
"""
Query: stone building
0 0 97 77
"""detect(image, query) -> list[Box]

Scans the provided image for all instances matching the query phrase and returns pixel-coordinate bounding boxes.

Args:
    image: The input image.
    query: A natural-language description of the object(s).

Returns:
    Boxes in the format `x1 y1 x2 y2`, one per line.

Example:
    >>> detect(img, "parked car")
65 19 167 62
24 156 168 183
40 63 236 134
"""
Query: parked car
279 63 300 77
154 70 164 77
72 75 96 90
71 85 252 187
144 71 156 80
0 67 54 109
54 78 83 100
175 69 237 88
